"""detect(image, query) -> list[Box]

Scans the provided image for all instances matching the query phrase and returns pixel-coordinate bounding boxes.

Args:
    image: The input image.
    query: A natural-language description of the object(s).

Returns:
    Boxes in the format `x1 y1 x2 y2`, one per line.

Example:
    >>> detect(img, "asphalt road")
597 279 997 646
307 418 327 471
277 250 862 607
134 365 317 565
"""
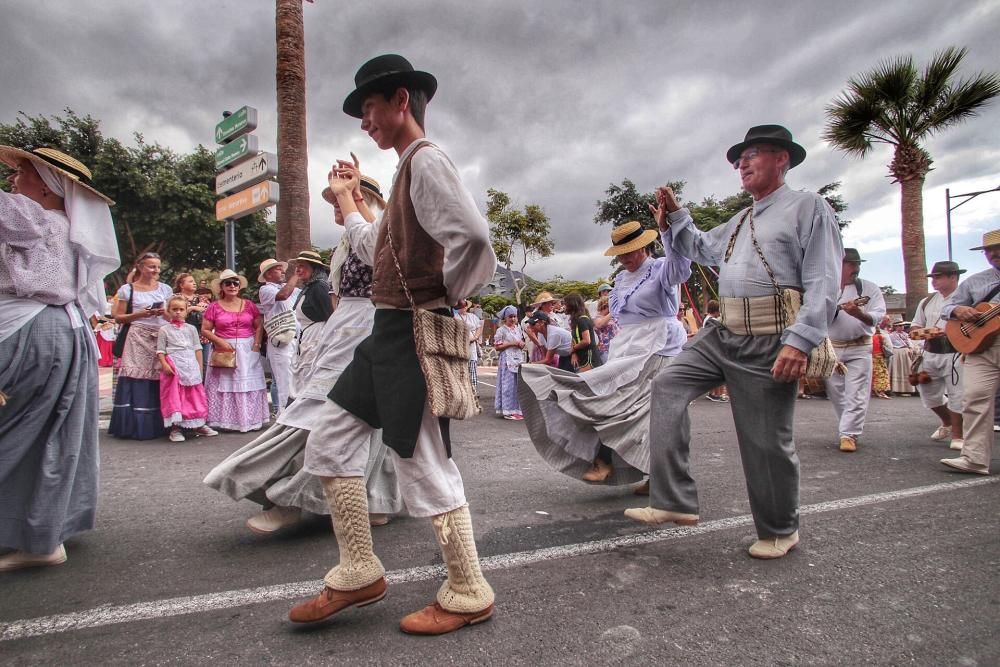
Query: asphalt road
3 379 999 666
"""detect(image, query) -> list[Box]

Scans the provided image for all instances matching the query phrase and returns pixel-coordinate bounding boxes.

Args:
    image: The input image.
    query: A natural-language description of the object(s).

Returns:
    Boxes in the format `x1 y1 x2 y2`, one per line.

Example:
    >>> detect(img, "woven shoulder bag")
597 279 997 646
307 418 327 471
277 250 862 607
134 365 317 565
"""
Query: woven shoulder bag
384 222 481 419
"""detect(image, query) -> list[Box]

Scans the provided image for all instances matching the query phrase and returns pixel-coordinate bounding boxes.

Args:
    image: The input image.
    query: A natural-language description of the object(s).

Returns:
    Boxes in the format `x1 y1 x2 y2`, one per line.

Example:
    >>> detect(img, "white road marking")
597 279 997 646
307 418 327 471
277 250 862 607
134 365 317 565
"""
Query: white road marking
1 476 995 642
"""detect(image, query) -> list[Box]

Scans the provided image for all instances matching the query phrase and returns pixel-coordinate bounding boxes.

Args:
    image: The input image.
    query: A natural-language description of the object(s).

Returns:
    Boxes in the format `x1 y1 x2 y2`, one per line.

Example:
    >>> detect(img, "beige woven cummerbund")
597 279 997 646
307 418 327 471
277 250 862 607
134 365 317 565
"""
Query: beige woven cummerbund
830 335 872 348
719 293 796 336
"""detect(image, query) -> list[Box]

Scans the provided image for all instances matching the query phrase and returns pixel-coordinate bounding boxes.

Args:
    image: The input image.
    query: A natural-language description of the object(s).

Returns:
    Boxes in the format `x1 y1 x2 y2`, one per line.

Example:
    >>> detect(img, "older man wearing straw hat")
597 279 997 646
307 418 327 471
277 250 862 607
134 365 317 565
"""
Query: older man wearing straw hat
257 258 299 416
939 229 1000 475
626 124 843 559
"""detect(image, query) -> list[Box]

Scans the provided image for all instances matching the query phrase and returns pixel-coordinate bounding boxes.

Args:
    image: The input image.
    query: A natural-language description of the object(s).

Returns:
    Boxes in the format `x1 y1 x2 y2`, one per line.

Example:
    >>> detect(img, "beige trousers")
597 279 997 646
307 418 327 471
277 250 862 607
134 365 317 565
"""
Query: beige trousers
959 337 1000 468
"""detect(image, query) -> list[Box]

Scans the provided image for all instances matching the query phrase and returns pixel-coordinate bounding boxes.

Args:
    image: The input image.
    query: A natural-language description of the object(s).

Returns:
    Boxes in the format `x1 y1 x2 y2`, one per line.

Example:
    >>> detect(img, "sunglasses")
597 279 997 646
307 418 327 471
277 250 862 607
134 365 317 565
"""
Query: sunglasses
221 279 241 287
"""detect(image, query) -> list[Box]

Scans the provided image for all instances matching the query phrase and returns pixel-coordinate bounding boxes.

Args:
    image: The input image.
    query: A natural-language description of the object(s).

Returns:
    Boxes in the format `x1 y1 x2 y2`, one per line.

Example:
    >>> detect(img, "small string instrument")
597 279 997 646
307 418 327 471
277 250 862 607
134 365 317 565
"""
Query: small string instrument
945 302 1000 354
837 295 871 310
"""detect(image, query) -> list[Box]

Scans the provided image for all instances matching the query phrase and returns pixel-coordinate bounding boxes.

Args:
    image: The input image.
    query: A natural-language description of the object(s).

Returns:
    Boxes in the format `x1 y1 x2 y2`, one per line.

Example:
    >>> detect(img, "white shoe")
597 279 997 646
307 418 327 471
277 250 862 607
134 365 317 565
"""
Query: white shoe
994 425 1000 433
949 438 965 451
246 507 302 534
0 544 67 572
940 456 989 475
930 425 951 442
194 426 219 437
169 429 185 442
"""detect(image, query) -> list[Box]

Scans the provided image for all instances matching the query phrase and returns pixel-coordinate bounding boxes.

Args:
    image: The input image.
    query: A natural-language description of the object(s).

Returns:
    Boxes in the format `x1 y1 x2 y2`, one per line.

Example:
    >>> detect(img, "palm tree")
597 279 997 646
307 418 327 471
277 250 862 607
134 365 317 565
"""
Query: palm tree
823 47 1000 316
275 0 312 261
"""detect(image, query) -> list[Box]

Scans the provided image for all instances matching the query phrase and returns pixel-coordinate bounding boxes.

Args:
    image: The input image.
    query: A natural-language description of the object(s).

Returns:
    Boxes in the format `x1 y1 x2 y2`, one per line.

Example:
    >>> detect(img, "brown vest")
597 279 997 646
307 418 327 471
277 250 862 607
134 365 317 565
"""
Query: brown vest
371 143 447 308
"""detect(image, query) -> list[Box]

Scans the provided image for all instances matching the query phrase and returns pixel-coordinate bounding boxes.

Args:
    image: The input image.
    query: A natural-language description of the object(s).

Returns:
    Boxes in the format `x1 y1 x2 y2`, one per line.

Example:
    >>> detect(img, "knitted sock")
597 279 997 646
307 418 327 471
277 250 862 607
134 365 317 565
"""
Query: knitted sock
433 504 495 613
321 477 385 591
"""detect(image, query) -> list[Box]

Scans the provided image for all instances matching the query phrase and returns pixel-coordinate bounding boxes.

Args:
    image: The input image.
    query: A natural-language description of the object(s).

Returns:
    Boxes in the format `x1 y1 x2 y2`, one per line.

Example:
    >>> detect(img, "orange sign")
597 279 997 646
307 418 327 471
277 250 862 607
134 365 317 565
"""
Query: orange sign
215 181 279 220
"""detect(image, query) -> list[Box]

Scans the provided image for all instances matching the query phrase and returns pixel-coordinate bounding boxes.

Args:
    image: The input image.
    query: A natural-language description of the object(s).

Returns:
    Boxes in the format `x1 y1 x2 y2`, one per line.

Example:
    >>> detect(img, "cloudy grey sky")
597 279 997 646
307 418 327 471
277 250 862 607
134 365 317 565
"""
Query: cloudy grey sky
4 0 999 290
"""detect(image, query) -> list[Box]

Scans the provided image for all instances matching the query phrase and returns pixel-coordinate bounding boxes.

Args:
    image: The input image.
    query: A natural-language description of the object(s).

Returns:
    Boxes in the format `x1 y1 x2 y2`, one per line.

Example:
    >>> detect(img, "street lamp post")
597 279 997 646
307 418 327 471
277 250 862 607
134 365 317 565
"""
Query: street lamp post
946 184 1000 260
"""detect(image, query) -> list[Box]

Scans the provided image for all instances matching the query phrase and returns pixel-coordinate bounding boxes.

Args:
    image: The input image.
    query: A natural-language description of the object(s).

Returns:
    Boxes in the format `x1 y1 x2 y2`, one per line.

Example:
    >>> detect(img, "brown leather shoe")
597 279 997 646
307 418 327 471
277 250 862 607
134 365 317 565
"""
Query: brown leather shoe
399 601 494 635
582 460 612 482
839 435 857 453
633 480 649 496
288 577 387 623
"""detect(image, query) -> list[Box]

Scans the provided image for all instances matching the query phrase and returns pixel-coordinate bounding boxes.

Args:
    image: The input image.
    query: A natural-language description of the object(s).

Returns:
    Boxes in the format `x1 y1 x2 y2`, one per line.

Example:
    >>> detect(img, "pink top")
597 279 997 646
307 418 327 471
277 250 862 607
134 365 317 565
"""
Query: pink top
204 299 259 339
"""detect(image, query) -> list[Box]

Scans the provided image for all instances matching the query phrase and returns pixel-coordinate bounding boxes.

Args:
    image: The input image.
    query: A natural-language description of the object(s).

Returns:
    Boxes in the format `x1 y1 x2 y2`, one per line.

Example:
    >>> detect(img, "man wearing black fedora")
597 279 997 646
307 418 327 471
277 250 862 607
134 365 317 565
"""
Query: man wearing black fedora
910 260 968 451
289 55 498 635
939 230 1000 475
823 247 886 453
626 124 843 560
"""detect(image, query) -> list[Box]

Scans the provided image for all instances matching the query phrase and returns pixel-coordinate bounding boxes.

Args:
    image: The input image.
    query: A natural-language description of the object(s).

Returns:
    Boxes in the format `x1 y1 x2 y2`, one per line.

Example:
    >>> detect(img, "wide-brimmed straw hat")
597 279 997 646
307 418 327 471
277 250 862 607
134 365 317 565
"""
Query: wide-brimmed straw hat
0 145 114 204
530 291 558 307
292 250 327 269
927 260 967 276
321 174 386 208
970 229 1000 250
343 54 437 119
210 269 248 293
604 221 659 257
726 124 806 169
257 258 288 283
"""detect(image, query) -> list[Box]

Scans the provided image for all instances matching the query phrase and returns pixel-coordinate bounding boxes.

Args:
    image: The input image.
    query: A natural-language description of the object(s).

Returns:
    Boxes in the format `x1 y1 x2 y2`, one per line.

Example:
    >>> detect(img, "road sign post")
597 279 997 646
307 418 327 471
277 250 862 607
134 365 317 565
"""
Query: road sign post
213 107 279 272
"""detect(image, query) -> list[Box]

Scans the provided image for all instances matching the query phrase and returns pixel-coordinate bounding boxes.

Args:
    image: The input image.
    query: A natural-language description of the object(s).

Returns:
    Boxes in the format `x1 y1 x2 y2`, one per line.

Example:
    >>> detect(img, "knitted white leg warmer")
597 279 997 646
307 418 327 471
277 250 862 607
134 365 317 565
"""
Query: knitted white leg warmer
321 477 385 591
433 504 495 613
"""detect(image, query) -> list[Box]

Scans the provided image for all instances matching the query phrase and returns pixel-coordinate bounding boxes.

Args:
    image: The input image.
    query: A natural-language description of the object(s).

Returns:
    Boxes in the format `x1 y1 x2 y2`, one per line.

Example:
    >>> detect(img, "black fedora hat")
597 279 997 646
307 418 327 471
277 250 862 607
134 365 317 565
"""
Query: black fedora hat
726 124 806 169
843 248 865 263
343 54 437 119
927 260 966 276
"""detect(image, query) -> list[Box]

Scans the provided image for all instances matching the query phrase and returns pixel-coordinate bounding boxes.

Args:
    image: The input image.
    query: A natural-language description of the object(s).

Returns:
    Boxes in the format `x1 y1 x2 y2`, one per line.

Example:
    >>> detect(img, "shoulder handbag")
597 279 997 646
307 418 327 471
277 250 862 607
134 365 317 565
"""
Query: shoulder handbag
736 210 844 379
384 221 481 420
263 310 296 346
111 286 134 358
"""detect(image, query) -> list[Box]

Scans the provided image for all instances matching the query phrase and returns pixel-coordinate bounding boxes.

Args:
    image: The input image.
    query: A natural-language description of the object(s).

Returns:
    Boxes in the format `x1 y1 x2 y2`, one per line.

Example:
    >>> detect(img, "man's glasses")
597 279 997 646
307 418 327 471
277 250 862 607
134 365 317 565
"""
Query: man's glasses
221 279 241 287
732 147 780 169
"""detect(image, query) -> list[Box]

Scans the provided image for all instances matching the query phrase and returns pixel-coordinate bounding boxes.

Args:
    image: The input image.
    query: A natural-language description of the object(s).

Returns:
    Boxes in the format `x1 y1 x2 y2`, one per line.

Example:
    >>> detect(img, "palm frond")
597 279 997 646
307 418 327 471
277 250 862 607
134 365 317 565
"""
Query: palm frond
915 46 966 110
923 72 1000 135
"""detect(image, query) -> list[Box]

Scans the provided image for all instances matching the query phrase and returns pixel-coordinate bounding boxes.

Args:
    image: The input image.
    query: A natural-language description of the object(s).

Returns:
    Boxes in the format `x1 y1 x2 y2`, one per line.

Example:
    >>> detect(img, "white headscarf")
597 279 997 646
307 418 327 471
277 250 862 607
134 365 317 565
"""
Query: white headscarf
35 163 121 318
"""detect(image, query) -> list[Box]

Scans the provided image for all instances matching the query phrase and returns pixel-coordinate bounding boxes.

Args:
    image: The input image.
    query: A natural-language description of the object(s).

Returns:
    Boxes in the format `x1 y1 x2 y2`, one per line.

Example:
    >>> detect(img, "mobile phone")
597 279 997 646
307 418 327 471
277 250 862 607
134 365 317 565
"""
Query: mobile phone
150 301 164 309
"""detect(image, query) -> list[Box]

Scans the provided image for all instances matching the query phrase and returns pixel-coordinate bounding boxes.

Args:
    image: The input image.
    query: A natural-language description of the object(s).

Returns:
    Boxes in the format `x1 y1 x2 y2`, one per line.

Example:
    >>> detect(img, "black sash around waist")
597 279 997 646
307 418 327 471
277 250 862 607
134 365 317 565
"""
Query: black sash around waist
328 308 452 459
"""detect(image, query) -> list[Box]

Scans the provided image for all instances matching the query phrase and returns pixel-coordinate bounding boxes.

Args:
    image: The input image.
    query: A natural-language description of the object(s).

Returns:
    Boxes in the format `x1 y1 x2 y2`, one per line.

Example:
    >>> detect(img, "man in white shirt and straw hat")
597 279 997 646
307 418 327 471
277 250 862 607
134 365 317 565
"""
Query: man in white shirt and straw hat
257 258 298 416
939 229 1000 475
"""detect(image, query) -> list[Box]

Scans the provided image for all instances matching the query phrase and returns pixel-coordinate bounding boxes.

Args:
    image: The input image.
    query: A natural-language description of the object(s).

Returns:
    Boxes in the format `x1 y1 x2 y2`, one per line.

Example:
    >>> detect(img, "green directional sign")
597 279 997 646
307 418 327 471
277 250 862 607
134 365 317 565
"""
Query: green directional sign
214 134 259 171
215 106 258 145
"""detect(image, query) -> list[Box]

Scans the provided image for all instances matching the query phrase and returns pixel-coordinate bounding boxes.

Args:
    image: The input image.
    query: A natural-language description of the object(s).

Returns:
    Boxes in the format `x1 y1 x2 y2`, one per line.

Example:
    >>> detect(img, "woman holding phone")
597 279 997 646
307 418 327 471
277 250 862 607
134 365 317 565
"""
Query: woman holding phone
108 252 173 440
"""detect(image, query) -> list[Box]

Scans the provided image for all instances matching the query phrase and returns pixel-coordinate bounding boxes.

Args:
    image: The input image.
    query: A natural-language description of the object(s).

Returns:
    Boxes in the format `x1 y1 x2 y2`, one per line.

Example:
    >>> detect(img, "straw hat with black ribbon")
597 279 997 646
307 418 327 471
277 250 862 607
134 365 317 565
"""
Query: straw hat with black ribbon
321 174 386 208
0 145 114 204
604 221 659 257
292 250 327 269
210 269 248 293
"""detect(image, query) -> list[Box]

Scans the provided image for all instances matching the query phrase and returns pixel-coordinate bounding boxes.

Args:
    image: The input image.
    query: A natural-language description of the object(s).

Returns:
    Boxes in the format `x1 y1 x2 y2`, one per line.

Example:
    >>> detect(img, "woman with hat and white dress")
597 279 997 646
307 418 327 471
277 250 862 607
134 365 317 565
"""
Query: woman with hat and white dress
0 145 119 570
518 220 691 487
205 168 402 533
287 250 334 400
202 270 268 432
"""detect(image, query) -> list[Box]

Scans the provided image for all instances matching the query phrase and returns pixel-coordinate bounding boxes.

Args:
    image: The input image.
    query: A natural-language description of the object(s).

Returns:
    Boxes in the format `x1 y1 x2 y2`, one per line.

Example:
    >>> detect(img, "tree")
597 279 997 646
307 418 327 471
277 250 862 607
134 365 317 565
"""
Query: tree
0 110 276 289
594 178 686 230
818 181 851 229
823 46 1000 315
275 0 312 261
479 294 516 317
525 278 604 304
486 188 554 305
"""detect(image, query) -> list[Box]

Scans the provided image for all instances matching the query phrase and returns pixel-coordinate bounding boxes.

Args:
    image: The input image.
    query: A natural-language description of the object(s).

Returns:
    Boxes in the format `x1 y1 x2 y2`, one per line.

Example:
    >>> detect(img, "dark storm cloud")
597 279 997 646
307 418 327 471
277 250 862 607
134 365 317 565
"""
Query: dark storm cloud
3 0 998 287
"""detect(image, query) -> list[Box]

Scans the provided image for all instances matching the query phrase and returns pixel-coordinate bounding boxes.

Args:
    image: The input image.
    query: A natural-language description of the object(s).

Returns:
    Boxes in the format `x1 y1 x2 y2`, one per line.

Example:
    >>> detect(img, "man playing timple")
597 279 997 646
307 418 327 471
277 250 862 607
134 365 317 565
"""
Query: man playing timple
289 55 498 635
257 259 299 415
823 248 886 453
626 125 843 559
939 230 1000 475
911 260 967 451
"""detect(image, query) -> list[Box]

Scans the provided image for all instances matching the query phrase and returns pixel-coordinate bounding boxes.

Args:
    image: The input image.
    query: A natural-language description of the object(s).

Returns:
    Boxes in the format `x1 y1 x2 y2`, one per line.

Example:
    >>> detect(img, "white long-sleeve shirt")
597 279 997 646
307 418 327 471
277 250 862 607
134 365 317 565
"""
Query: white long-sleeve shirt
343 139 496 308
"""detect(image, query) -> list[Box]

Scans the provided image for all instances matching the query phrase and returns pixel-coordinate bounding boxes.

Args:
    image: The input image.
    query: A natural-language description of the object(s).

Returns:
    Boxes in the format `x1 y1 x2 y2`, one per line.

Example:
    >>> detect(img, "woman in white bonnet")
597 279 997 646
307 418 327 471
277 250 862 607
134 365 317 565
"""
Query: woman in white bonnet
0 145 119 571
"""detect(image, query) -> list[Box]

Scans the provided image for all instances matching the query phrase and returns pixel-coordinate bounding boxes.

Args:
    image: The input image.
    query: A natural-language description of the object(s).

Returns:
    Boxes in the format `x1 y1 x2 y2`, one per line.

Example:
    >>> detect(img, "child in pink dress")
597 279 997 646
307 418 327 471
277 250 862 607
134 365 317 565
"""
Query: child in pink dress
158 297 218 442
